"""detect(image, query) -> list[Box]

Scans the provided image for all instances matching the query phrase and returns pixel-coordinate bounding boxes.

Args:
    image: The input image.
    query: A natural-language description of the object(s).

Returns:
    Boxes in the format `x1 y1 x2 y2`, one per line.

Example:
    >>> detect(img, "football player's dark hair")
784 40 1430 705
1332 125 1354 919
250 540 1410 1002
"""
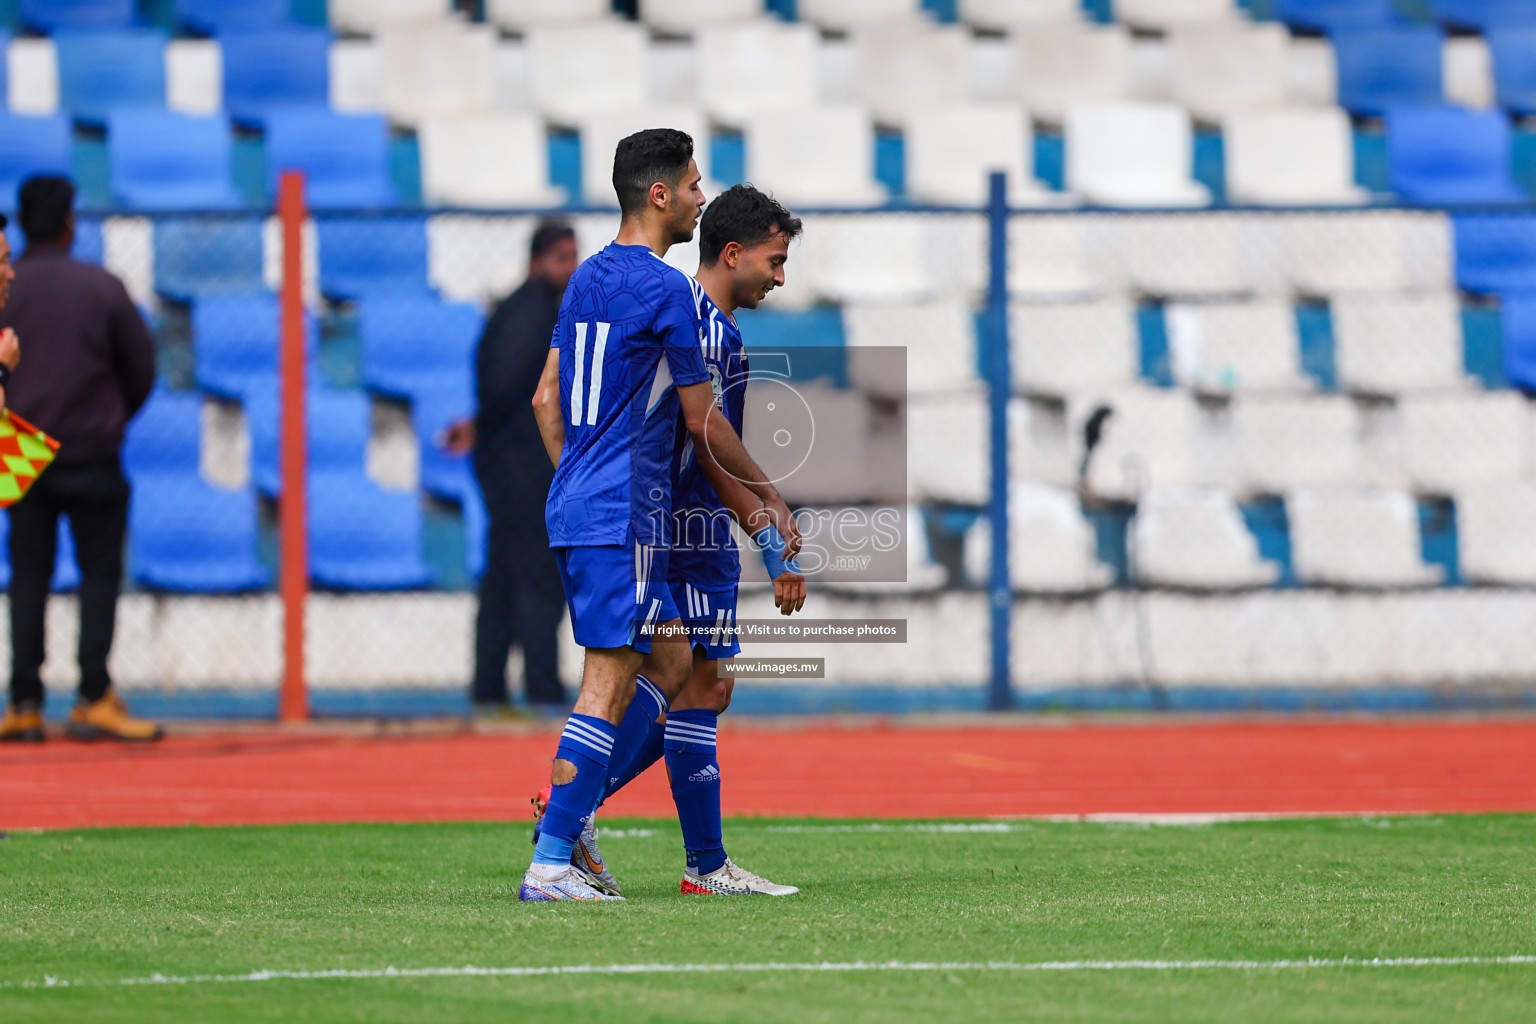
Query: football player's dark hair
698 184 803 266
612 128 694 215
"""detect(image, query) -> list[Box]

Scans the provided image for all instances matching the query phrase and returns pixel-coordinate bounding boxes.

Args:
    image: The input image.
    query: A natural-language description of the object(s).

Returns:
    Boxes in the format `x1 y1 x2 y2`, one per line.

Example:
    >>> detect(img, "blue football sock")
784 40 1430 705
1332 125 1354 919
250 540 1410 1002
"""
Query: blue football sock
665 708 726 876
600 675 668 805
532 714 618 867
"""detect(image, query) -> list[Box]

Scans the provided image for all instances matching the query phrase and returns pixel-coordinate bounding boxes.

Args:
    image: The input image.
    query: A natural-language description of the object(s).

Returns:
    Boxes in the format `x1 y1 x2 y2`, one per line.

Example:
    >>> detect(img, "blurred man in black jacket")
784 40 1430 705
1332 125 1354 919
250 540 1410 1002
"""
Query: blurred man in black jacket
445 221 579 713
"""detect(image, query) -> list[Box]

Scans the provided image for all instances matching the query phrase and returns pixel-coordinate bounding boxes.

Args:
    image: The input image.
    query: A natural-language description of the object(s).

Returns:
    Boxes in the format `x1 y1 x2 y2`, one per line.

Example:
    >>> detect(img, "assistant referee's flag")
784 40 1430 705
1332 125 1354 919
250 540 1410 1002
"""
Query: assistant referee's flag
0 409 58 506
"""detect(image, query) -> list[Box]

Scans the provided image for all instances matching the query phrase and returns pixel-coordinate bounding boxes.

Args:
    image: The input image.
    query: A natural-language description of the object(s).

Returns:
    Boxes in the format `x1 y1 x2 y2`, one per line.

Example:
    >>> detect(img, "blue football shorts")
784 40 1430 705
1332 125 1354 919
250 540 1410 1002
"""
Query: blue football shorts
670 579 742 661
554 543 681 654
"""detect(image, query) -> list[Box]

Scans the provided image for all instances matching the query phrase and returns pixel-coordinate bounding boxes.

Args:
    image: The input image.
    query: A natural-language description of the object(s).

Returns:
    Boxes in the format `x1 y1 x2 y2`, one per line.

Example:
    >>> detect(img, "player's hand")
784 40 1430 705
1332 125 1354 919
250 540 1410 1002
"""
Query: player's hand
773 571 806 616
440 417 475 454
0 328 20 370
763 495 801 559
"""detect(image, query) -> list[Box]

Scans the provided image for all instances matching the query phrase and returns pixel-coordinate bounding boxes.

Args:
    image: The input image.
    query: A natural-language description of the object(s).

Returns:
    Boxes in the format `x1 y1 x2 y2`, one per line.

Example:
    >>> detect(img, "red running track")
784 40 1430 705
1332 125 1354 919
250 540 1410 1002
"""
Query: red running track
2 718 1535 830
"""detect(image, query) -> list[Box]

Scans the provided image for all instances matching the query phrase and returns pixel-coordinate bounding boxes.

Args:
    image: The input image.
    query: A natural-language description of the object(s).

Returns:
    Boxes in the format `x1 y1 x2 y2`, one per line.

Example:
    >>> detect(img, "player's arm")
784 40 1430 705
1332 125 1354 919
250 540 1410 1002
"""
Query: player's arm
0 327 17 410
530 348 563 468
701 451 807 616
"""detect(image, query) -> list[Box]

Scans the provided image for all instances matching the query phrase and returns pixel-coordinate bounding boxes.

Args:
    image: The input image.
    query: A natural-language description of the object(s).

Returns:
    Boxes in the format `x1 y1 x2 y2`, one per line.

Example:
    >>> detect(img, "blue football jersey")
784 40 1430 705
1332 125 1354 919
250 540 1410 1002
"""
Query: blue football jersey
669 291 749 588
545 243 710 549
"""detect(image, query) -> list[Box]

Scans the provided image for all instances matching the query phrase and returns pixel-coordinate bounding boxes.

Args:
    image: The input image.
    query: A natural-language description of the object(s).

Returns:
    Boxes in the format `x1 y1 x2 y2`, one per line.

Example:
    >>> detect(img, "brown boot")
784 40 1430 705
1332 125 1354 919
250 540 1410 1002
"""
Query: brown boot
0 702 44 743
65 689 163 743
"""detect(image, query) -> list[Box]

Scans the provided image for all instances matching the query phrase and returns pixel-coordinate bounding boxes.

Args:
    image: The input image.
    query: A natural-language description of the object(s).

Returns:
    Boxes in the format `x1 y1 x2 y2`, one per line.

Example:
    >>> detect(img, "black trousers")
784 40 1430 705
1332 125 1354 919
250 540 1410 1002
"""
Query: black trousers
472 452 566 707
7 456 130 709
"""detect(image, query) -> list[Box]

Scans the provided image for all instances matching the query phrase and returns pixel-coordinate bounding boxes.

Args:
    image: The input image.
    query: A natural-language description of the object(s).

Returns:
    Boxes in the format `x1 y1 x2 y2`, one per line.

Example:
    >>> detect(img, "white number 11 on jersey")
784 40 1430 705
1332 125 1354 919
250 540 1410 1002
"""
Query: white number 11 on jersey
570 321 611 426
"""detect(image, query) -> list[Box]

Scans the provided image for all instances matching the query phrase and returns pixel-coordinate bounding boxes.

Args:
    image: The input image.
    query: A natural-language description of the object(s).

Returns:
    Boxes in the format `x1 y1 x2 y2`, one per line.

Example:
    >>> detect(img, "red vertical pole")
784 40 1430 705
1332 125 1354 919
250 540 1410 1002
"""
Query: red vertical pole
278 171 309 722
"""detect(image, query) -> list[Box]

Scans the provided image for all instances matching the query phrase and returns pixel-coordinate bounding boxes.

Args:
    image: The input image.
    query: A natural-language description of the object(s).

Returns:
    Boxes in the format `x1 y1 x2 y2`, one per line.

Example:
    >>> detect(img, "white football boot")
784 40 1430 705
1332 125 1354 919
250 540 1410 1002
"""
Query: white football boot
680 858 800 896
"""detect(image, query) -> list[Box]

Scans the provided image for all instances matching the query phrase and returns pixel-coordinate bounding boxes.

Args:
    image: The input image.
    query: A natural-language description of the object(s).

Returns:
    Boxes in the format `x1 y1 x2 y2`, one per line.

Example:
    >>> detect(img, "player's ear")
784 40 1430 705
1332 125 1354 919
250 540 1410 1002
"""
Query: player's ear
649 179 669 212
723 241 742 269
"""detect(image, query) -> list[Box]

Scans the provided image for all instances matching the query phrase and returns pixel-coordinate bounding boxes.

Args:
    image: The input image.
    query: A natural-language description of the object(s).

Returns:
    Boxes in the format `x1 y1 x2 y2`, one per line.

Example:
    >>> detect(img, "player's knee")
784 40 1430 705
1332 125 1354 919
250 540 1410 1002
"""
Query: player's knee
551 757 577 786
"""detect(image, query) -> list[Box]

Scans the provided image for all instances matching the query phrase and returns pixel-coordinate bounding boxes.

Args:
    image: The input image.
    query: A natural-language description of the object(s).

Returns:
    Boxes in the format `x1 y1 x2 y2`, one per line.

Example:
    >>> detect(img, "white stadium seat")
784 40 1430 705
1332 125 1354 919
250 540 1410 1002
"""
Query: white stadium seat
798 0 923 31
745 107 886 207
577 107 713 209
1288 488 1442 587
903 104 1060 208
487 0 611 30
419 114 563 208
1016 25 1132 124
697 23 819 126
1224 107 1368 207
1331 292 1470 395
1117 0 1240 30
855 26 970 127
529 23 649 125
1007 215 1100 298
1457 483 1536 585
1010 298 1139 396
380 23 496 126
329 0 446 35
1078 387 1203 500
965 482 1114 592
7 38 59 115
799 214 928 301
427 214 537 305
1232 395 1363 495
1106 213 1285 297
1065 102 1210 208
1396 392 1531 493
1287 36 1336 105
165 39 221 117
1285 211 1454 295
844 301 978 395
908 390 987 504
1169 23 1289 121
329 39 383 114
639 0 762 33
1132 486 1279 589
1443 35 1494 111
960 0 1081 30
1166 299 1309 393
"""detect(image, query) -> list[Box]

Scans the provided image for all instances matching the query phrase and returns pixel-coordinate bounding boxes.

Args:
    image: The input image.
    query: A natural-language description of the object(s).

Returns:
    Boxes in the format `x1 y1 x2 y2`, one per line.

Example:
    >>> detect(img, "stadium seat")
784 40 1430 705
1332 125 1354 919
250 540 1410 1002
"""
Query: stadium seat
1065 102 1210 208
1287 487 1442 587
1168 24 1289 121
639 0 760 32
1397 391 1529 492
577 107 712 207
1015 25 1132 124
799 214 926 301
316 217 429 299
328 0 448 35
527 24 647 126
0 514 81 592
1488 28 1536 116
19 0 133 31
855 26 970 127
1331 292 1470 393
744 107 886 207
379 22 495 126
129 475 270 592
153 217 265 298
329 38 383 114
1273 0 1396 32
0 114 72 210
488 0 609 29
902 104 1057 207
1079 387 1203 500
309 469 435 590
1223 107 1368 206
845 301 976 395
1011 299 1139 396
908 390 986 504
7 38 60 116
1108 213 1284 298
1006 215 1100 298
54 29 168 124
1286 211 1454 294
797 0 922 30
459 471 487 578
165 39 220 115
1333 28 1444 116
1166 300 1309 393
176 0 292 32
107 110 243 211
964 482 1113 592
264 110 396 211
1433 0 1536 30
1454 213 1536 294
1456 482 1536 584
1387 106 1526 206
122 387 204 478
221 28 331 124
245 385 371 494
959 0 1081 29
419 115 562 209
411 386 473 499
424 214 536 305
192 291 318 399
1232 395 1363 494
1499 291 1536 390
358 295 482 400
1443 35 1495 110
1117 0 1241 30
1132 487 1280 589
698 23 819 126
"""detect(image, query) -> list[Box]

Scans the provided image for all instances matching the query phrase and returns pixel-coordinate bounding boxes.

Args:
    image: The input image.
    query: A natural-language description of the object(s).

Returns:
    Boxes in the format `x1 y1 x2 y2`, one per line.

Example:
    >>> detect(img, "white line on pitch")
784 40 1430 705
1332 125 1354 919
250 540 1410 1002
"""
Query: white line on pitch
7 956 1535 990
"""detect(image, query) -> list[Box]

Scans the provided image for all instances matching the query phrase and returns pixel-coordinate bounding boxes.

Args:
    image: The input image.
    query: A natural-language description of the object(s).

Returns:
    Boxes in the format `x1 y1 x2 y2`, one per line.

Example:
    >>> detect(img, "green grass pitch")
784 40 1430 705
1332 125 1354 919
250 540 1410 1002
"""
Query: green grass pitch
3 815 1535 1022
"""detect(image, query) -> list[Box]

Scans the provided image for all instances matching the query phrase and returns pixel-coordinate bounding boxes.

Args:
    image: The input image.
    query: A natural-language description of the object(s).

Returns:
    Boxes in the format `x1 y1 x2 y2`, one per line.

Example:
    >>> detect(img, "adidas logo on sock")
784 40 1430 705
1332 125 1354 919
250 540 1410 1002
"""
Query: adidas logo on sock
687 764 720 783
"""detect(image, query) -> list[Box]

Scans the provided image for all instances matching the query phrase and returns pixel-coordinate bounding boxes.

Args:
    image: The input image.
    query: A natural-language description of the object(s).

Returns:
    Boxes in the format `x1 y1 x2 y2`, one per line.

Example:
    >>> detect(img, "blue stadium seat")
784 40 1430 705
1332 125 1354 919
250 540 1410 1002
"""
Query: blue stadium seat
1273 0 1397 31
411 386 474 499
123 387 203 478
1453 213 1536 293
1433 0 1536 29
107 110 243 210
458 474 486 579
0 114 73 211
153 217 265 298
245 386 370 495
177 0 292 33
309 470 435 590
1387 106 1527 205
1489 28 1536 115
359 295 481 399
265 110 397 210
221 28 330 125
55 30 168 124
192 291 318 399
20 0 134 31
73 217 103 263
1499 291 1536 391
0 515 81 591
1334 28 1444 116
315 217 430 299
129 475 270 591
